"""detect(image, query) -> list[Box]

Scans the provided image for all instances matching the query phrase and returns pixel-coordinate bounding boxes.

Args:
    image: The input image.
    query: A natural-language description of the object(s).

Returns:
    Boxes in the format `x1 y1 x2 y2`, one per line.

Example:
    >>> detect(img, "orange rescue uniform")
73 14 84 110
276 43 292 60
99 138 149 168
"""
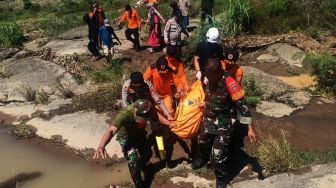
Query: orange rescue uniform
119 8 141 29
143 64 183 115
166 56 189 91
221 60 243 84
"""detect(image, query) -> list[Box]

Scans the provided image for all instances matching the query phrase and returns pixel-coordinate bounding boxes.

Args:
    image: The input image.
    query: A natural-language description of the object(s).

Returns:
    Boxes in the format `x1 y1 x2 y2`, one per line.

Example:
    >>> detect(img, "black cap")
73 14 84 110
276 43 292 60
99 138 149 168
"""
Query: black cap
156 55 168 71
125 4 131 11
130 72 144 84
224 48 239 62
172 10 182 18
166 45 177 56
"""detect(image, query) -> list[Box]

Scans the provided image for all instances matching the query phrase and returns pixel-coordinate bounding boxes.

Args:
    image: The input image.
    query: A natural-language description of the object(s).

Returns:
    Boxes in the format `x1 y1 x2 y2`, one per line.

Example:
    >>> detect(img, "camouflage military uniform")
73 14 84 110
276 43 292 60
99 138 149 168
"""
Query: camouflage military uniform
195 73 252 185
114 103 157 188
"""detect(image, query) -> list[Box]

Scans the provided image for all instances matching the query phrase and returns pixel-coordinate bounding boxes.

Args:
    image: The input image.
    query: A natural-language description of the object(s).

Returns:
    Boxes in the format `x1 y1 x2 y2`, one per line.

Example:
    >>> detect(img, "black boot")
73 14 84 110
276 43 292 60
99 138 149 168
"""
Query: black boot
191 157 207 170
216 179 227 188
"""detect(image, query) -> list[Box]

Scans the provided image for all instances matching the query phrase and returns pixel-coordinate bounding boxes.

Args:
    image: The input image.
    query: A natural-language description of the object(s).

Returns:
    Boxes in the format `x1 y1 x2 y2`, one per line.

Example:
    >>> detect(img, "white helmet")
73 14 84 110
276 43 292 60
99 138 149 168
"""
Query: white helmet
206 27 220 43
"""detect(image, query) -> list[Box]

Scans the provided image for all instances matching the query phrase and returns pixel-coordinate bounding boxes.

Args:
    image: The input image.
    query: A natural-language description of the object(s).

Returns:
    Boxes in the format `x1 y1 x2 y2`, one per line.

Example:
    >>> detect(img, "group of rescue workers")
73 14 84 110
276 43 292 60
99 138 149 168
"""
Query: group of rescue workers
91 1 258 188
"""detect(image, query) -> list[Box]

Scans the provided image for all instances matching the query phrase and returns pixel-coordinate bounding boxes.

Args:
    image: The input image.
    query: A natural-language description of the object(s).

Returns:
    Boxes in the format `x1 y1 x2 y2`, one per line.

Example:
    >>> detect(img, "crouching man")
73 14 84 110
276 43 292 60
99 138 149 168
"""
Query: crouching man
93 99 174 188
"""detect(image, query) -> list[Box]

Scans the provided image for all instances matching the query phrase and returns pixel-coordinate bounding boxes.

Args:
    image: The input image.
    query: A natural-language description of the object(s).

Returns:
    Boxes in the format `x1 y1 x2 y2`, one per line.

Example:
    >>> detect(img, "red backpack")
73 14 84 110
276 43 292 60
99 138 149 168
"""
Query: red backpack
225 74 245 101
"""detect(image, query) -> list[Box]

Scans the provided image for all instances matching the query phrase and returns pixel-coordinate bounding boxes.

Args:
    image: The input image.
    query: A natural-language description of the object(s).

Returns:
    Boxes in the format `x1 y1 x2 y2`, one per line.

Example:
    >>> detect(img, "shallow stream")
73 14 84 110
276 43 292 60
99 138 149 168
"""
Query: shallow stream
0 127 131 188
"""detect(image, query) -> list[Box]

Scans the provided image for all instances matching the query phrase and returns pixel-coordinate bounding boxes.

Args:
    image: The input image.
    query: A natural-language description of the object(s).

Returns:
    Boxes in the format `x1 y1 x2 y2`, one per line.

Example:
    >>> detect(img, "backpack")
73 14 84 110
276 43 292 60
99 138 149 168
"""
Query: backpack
222 72 245 101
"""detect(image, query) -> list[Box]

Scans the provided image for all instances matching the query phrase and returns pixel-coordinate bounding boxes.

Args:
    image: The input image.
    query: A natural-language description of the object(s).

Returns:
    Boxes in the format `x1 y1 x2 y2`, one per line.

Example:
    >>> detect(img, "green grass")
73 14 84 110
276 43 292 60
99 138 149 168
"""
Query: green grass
258 131 298 173
257 131 336 173
305 53 336 95
242 74 263 107
88 59 124 84
0 22 24 48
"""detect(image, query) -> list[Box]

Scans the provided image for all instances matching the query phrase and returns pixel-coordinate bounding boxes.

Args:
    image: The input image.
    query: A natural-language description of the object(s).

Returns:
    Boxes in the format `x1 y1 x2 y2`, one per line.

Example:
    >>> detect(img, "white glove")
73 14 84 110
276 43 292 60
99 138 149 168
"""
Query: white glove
203 76 209 85
196 71 202 80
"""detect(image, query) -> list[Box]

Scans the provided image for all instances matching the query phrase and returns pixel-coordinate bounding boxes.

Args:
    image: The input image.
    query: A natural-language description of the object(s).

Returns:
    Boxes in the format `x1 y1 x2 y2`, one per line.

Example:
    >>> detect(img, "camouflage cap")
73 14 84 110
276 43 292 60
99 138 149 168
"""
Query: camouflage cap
133 99 152 121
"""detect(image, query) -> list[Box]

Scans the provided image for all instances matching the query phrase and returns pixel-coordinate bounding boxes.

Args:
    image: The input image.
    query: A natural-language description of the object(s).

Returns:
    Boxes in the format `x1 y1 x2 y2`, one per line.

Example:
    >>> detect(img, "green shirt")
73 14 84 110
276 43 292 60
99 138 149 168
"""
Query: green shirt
113 103 158 141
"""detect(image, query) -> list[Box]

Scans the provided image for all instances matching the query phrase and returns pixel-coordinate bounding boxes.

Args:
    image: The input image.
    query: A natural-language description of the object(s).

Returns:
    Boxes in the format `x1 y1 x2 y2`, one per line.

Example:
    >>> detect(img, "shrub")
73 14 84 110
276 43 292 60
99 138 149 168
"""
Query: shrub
305 54 336 95
216 0 251 37
10 124 36 138
242 74 263 107
264 0 296 17
35 90 50 104
22 0 40 11
53 0 81 14
39 15 83 36
0 23 24 48
18 86 36 102
72 83 122 112
258 131 298 173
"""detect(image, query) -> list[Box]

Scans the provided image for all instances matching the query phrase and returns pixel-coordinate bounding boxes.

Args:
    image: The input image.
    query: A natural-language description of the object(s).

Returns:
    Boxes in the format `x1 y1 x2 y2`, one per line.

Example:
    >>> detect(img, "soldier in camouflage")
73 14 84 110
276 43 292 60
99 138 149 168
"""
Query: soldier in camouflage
192 59 258 188
93 99 175 188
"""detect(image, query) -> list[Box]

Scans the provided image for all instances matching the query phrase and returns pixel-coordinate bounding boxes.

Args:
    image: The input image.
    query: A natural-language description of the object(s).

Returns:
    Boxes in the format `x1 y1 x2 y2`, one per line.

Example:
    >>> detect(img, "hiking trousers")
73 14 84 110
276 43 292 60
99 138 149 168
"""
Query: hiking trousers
197 115 233 183
125 28 140 49
88 40 101 57
119 138 152 188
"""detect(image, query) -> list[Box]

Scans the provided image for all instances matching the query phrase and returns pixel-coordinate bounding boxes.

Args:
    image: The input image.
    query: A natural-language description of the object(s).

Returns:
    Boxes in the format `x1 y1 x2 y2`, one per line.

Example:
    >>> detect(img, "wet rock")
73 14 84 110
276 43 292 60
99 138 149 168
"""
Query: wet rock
242 66 293 100
256 101 300 118
256 54 280 63
266 43 306 68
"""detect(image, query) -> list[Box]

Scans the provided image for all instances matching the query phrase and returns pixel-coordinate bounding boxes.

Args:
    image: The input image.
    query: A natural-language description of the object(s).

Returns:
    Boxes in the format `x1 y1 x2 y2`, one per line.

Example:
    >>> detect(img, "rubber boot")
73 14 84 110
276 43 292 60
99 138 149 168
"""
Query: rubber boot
191 142 211 170
216 179 227 188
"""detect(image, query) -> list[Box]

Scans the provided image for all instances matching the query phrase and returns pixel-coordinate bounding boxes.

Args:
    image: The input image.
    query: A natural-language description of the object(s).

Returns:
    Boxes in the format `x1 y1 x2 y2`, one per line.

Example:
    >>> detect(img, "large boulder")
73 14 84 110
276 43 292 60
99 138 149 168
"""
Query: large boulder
56 25 88 40
42 39 90 56
0 57 90 102
256 54 280 63
266 43 306 67
242 66 294 100
26 111 123 159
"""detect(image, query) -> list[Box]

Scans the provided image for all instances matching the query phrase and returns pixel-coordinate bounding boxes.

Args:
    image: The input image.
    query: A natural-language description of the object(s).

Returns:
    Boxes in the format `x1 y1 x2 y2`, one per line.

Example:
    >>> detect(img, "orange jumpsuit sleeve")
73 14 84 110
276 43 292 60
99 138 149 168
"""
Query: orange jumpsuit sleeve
172 74 183 92
136 11 141 28
143 66 153 81
235 66 243 84
177 64 189 89
119 11 127 25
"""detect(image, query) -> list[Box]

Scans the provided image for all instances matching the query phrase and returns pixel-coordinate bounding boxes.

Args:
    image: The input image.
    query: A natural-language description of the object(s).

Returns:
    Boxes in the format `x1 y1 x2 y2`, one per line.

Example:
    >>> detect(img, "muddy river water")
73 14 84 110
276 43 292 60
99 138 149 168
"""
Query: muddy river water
0 128 131 188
